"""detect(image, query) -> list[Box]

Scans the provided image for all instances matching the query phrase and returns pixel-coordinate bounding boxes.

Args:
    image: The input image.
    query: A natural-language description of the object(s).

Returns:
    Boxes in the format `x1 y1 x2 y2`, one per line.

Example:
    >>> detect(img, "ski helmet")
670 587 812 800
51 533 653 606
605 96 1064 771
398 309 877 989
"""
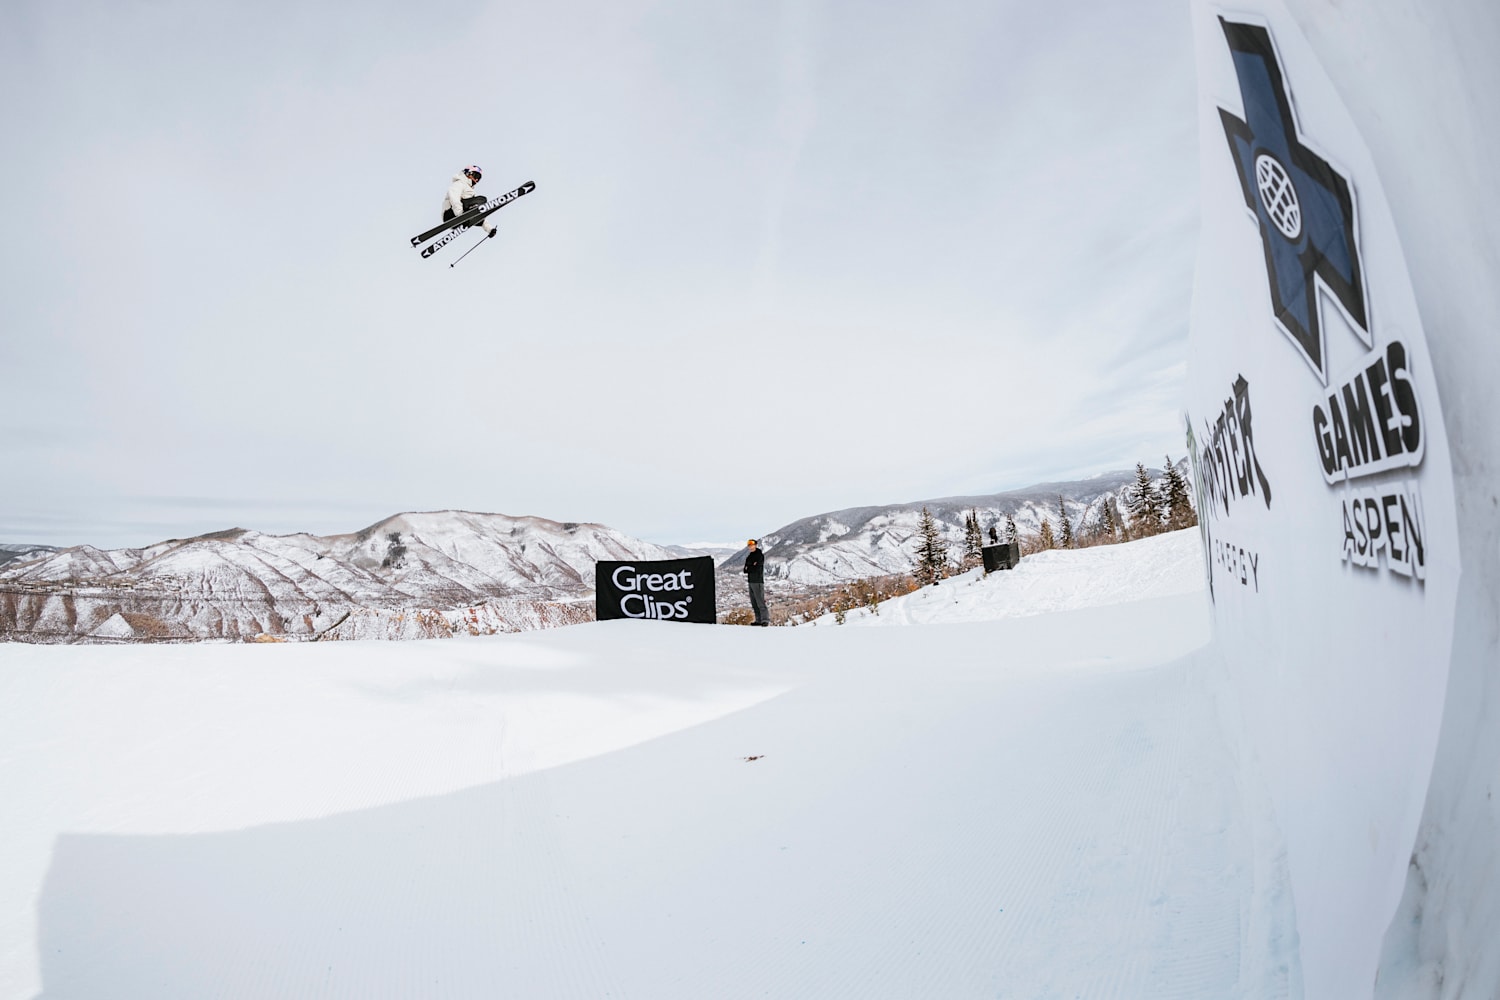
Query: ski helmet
463 165 483 182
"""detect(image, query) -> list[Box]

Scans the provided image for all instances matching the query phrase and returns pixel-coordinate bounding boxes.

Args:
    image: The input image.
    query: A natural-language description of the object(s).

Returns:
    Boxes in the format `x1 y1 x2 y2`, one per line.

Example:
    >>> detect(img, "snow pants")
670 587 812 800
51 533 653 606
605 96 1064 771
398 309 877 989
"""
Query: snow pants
748 579 768 626
442 195 486 223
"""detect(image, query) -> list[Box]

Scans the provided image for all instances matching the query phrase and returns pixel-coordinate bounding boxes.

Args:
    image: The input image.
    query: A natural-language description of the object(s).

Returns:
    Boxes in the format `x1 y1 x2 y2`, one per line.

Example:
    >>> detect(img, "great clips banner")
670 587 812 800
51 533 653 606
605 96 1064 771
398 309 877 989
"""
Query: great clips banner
1187 4 1459 995
595 557 716 624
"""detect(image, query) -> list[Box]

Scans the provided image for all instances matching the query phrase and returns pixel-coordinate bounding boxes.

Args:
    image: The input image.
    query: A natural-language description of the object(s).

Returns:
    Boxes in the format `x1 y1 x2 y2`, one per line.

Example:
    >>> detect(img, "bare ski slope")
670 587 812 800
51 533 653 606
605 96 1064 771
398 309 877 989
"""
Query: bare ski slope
1 530 1299 997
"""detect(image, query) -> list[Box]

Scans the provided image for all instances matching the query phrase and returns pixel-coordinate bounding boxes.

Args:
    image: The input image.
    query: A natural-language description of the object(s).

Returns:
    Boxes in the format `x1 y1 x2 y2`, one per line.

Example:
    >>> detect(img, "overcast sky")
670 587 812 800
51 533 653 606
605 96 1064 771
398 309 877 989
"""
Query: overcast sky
1 0 1198 549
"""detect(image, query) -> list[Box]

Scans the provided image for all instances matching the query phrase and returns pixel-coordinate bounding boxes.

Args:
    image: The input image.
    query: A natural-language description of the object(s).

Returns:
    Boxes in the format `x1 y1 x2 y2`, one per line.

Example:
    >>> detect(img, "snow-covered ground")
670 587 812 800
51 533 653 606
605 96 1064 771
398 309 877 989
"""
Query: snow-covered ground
809 530 1206 626
1 530 1302 998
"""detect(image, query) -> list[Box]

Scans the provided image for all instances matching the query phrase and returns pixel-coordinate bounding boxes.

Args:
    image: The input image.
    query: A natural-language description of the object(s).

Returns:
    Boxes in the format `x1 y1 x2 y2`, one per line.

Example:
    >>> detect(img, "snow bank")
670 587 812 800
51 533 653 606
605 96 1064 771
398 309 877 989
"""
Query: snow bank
0 528 1276 998
4 581 1283 998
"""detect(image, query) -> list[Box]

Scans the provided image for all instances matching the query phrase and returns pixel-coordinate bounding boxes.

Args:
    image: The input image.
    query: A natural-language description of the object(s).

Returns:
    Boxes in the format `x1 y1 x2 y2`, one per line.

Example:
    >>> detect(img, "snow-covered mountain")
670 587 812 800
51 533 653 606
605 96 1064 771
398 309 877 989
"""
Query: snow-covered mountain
723 465 1190 587
0 512 677 643
658 542 743 565
0 543 58 570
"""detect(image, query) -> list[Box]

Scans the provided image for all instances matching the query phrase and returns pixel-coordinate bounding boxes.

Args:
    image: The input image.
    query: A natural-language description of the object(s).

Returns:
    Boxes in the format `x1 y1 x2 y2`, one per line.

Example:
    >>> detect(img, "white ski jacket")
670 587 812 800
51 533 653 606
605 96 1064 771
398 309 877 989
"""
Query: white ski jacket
443 173 495 233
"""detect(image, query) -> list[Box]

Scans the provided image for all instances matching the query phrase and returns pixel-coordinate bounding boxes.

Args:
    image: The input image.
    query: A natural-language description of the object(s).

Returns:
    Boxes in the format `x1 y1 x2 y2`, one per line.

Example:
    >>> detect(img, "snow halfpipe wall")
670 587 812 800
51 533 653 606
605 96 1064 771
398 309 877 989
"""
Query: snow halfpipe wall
1186 1 1499 997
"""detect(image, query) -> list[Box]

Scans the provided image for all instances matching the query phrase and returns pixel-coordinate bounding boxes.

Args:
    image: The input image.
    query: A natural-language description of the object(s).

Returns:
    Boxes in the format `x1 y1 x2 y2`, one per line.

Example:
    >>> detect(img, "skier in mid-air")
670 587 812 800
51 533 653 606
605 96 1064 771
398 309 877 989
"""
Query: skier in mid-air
409 169 533 260
443 165 497 238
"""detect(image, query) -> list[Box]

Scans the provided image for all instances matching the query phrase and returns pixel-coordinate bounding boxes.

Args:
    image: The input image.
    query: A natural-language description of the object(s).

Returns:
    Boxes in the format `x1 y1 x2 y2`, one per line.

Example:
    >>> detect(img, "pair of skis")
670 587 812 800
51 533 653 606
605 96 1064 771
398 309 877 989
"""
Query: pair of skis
410 180 535 264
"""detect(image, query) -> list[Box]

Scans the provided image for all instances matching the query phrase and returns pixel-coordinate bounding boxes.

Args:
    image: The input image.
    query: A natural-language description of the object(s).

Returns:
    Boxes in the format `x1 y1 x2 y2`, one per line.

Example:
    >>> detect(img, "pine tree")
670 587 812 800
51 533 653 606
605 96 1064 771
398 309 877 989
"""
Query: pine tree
1006 513 1019 544
1162 454 1197 531
1038 517 1055 550
914 506 948 586
1056 495 1074 548
1098 498 1118 542
1126 462 1161 537
963 508 984 569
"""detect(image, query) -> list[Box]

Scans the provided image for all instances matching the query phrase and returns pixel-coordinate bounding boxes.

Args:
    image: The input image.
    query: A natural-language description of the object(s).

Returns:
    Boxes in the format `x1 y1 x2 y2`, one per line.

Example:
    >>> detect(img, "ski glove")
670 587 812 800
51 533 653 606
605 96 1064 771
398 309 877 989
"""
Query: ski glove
487 229 497 238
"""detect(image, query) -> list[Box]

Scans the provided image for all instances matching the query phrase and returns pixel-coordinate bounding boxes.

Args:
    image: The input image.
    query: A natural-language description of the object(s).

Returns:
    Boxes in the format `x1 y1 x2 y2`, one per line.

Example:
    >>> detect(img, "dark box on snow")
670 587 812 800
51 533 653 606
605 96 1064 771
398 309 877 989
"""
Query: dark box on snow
982 541 1021 573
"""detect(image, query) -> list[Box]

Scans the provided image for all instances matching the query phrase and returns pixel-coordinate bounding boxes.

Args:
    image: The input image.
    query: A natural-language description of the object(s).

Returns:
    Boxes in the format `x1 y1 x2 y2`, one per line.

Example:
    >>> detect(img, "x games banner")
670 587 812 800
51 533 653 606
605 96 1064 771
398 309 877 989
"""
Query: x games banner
1187 4 1459 995
595 557 716 624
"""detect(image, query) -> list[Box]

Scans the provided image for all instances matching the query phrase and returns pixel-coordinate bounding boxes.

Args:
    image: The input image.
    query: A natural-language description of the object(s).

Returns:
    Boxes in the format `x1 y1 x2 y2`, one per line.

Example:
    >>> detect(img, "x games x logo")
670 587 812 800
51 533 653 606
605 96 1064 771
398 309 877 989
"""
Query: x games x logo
1217 18 1371 385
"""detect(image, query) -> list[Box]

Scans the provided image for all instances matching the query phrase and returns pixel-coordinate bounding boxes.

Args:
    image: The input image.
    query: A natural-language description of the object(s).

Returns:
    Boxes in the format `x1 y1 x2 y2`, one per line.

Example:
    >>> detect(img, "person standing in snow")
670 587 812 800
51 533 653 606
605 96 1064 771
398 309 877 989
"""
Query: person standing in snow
442 165 497 238
744 539 769 627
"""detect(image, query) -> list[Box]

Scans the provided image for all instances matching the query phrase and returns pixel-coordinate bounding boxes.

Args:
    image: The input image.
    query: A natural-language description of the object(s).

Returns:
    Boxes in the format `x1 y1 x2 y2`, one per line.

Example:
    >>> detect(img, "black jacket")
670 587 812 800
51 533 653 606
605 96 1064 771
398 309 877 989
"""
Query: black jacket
743 548 764 583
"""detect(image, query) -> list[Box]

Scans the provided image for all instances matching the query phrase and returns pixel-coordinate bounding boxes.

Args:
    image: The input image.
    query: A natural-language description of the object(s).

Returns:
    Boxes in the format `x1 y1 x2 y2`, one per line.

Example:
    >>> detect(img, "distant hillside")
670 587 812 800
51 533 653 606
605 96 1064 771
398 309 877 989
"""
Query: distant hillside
654 544 740 568
720 465 1191 587
0 512 676 644
3 465 1194 642
0 543 59 570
